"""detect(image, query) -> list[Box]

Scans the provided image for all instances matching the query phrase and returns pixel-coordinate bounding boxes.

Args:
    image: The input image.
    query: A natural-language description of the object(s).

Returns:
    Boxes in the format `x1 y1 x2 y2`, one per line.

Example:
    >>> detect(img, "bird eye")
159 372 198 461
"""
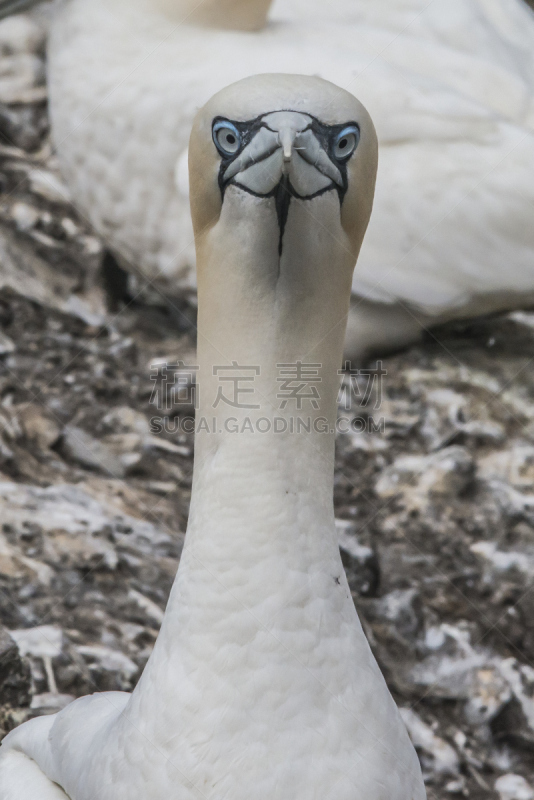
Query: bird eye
332 126 360 161
213 121 242 156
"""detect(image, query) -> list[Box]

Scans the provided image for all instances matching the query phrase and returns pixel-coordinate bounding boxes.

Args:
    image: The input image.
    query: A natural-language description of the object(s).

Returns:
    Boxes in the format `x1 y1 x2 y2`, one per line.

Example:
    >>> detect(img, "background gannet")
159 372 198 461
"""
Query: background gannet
1 0 533 361
0 73 425 800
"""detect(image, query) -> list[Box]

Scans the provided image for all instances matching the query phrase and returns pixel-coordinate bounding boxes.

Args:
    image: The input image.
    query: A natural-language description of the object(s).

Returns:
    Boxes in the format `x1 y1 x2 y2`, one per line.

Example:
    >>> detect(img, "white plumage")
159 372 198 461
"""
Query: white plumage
27 0 533 358
0 72 425 799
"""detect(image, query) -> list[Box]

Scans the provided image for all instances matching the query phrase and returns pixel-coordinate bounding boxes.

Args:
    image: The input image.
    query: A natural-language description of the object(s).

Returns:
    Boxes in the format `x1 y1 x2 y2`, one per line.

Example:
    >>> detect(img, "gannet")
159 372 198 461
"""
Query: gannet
1 0 533 360
0 74 426 800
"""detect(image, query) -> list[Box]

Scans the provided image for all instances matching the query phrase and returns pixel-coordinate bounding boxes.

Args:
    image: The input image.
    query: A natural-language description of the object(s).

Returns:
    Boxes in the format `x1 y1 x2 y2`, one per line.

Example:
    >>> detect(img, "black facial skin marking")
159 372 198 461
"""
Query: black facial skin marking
212 111 360 257
273 175 291 258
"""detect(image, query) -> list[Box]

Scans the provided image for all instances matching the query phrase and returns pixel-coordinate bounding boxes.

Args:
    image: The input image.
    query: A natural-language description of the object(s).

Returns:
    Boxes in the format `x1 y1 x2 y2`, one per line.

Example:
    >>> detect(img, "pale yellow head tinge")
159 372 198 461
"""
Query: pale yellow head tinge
189 74 378 401
189 73 378 267
189 75 378 451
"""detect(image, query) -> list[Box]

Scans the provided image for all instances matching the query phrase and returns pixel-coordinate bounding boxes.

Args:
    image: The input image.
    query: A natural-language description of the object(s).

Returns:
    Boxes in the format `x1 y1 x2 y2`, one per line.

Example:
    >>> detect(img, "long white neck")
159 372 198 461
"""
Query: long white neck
190 187 354 555
128 189 359 740
193 188 353 484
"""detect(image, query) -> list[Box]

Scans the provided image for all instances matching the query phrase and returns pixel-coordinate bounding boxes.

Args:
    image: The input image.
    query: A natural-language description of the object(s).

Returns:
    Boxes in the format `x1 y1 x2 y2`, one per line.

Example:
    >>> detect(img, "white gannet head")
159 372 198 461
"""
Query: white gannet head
189 73 378 272
189 74 378 379
213 108 363 256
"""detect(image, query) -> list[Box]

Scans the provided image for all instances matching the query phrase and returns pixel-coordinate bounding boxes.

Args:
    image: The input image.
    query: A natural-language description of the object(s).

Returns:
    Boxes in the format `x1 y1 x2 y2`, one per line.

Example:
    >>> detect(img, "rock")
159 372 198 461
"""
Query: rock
409 624 513 729
486 480 534 524
0 627 31 709
338 421 388 452
497 659 534 737
30 692 74 715
77 645 138 690
145 436 190 457
360 588 424 693
479 445 534 491
141 480 178 495
0 103 46 150
0 14 45 56
500 388 534 422
61 417 187 478
0 406 22 444
375 446 474 508
495 775 534 800
0 226 80 312
61 217 79 238
47 526 118 571
458 419 505 444
419 387 505 449
99 433 144 474
419 388 467 450
0 482 175 572
17 404 61 451
61 294 106 327
0 331 15 355
0 530 55 586
409 636 534 744
128 589 165 625
100 406 151 438
60 425 126 478
0 53 45 104
465 667 513 727
10 625 62 661
368 588 422 641
336 519 379 596
10 201 40 232
10 625 62 695
28 168 71 204
379 398 420 439
400 707 460 777
405 365 501 395
508 311 534 331
444 778 466 794
470 540 534 583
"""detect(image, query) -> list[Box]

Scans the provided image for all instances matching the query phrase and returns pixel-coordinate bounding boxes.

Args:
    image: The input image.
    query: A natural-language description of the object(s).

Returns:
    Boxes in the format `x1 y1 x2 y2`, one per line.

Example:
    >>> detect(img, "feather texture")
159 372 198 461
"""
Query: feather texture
39 0 534 355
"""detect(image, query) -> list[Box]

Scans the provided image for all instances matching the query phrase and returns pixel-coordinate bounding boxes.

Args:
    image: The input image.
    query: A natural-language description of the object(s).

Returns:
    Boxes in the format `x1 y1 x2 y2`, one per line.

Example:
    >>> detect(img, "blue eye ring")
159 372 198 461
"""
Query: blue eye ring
332 125 360 161
213 120 242 157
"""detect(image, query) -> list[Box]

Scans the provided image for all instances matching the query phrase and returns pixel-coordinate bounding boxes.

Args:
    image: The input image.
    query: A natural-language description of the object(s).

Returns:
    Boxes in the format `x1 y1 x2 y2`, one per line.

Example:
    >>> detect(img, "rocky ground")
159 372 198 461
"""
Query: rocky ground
0 8 534 800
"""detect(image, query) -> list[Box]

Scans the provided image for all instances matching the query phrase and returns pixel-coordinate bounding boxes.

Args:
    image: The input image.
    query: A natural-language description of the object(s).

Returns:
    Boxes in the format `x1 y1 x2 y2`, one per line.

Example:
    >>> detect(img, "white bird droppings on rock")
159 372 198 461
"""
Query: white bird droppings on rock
10 626 63 660
375 445 474 507
495 774 534 800
400 708 460 776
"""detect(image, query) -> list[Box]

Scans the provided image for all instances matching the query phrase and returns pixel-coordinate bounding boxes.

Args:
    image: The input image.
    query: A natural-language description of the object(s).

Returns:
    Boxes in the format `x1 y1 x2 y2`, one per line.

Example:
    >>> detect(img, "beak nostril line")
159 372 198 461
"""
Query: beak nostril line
279 129 296 162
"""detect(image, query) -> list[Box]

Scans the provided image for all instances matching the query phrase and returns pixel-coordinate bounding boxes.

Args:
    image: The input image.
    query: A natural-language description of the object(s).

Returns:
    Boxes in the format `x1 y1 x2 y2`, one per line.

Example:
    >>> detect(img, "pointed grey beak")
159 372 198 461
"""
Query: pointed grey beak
223 110 343 198
279 127 296 163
